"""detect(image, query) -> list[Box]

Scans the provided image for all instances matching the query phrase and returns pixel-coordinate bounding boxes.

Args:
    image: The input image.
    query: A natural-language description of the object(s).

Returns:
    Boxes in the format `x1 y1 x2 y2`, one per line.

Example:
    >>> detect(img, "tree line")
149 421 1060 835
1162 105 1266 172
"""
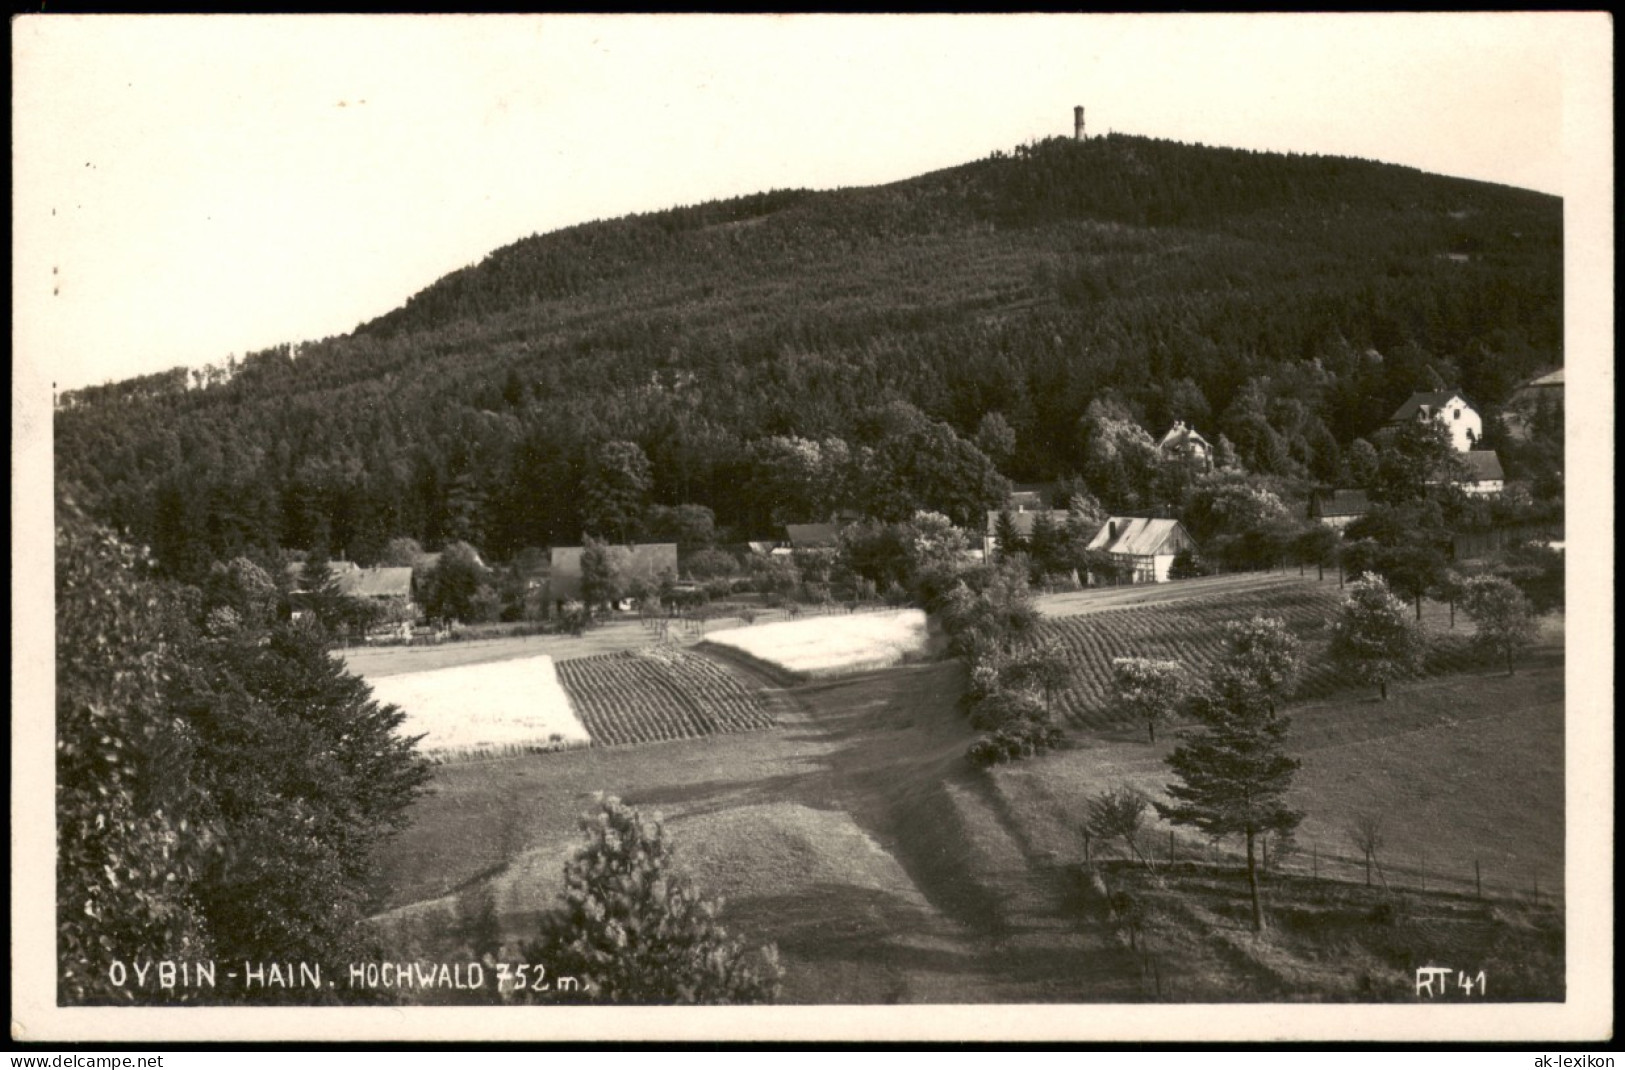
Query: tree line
55 133 1560 584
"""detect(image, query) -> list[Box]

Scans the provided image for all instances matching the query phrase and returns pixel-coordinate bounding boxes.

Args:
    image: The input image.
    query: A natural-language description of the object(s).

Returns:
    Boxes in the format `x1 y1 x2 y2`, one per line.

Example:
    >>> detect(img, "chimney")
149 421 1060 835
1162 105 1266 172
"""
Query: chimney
1073 105 1086 141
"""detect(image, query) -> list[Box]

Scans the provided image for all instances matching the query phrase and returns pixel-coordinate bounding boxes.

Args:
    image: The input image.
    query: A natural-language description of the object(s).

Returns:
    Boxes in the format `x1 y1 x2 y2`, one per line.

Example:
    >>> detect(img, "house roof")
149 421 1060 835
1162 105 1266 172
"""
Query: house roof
1462 450 1505 483
1086 517 1193 556
1157 421 1212 454
785 523 840 548
337 567 414 600
1390 390 1471 422
985 509 1071 536
1310 489 1371 518
288 559 360 580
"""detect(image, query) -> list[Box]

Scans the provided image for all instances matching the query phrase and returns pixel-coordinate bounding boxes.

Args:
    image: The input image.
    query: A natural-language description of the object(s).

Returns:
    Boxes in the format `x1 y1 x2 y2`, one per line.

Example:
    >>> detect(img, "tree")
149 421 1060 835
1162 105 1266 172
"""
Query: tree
1077 397 1158 509
974 411 1018 466
1027 509 1066 581
171 624 433 983
1328 575 1424 700
994 507 1025 562
1157 669 1303 932
1370 418 1463 505
1221 616 1302 716
1460 575 1539 675
1167 546 1209 580
1343 437 1380 488
581 440 653 542
56 503 214 1003
644 503 718 549
1347 812 1386 887
1499 540 1564 616
1381 538 1451 621
377 536 425 567
1002 638 1072 715
1181 470 1294 571
1292 524 1341 582
522 797 782 1004
1087 786 1152 866
579 536 623 616
422 541 491 623
1109 656 1186 744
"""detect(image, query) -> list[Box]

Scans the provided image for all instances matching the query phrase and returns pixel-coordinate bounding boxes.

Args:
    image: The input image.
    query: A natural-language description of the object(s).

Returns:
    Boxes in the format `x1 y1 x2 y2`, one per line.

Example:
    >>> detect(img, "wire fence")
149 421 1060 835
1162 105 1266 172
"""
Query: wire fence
1085 829 1562 906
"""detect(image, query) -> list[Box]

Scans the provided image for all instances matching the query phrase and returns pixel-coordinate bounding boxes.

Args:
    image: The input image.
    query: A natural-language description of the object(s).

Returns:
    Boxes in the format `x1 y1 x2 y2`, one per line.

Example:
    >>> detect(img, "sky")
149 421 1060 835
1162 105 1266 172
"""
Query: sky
11 13 1609 393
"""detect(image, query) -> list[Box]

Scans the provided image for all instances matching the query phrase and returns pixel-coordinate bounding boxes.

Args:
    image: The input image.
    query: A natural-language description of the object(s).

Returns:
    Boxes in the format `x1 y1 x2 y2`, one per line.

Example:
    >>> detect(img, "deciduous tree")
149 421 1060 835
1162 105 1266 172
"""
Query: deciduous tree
1109 656 1186 744
1460 575 1539 675
1328 575 1424 700
1221 616 1302 716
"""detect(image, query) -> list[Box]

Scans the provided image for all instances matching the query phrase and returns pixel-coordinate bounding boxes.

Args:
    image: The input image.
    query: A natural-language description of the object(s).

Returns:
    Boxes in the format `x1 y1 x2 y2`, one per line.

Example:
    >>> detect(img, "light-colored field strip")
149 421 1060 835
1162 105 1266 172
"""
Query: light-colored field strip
365 654 590 758
707 608 931 676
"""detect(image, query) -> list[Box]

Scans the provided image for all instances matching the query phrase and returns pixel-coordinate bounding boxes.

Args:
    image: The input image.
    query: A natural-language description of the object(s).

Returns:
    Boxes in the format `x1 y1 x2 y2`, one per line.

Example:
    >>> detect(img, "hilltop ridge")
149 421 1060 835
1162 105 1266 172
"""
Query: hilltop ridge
55 132 1561 572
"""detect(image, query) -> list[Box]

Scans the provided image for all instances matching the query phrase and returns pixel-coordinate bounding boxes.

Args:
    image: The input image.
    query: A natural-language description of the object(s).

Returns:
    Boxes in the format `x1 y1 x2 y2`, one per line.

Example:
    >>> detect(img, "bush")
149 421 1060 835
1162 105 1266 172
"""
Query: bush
968 688 1046 731
967 712 1063 766
1168 547 1210 580
558 600 589 637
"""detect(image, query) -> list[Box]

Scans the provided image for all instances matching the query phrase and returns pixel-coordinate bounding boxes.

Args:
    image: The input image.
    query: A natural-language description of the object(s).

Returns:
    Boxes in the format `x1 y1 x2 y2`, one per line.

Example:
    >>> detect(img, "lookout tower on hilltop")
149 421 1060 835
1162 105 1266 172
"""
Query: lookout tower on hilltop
1073 105 1086 141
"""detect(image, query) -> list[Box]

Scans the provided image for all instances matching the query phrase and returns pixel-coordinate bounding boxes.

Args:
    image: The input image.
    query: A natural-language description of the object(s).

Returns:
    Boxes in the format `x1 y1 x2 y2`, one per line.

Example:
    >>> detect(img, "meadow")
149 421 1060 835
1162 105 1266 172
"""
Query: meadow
370 574 1564 1002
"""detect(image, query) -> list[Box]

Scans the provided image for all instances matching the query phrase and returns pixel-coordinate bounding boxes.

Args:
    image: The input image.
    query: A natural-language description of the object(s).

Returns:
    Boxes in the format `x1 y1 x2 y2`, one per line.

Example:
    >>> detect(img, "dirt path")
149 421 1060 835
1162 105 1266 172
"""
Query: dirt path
777 662 1147 1001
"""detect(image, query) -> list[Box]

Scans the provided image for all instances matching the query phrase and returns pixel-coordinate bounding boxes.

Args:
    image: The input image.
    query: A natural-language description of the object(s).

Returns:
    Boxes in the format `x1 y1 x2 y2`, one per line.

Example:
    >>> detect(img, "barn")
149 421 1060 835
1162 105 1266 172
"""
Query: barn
1307 489 1372 530
1086 517 1198 584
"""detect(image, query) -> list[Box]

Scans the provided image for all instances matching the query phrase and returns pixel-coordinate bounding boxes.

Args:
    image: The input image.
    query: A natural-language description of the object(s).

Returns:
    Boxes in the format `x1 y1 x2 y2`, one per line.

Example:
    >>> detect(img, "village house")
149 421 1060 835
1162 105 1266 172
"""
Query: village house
1155 421 1215 470
1306 488 1372 530
287 561 418 630
1389 389 1482 452
1085 517 1198 584
1456 450 1506 497
1504 367 1564 441
784 523 842 551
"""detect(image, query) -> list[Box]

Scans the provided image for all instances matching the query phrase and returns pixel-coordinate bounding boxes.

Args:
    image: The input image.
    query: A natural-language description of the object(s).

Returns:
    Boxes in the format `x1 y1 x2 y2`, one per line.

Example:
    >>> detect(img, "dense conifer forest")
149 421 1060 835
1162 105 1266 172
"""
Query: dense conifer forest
55 133 1562 577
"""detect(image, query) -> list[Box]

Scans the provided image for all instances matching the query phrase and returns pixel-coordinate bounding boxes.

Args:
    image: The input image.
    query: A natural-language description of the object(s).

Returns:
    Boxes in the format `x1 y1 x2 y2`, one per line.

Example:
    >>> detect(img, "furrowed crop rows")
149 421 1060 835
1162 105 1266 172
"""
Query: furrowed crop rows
555 649 774 746
1038 582 1479 730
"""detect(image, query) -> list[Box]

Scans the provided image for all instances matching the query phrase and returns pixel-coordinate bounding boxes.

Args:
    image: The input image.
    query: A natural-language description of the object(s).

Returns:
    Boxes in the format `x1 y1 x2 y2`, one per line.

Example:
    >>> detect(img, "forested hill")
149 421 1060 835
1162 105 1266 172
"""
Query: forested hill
55 133 1562 575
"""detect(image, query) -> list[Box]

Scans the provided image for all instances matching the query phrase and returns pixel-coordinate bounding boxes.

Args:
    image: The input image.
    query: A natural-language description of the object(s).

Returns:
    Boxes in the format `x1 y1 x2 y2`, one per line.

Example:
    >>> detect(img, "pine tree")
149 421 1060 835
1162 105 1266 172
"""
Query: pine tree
1157 669 1302 931
994 507 1025 562
523 797 782 1004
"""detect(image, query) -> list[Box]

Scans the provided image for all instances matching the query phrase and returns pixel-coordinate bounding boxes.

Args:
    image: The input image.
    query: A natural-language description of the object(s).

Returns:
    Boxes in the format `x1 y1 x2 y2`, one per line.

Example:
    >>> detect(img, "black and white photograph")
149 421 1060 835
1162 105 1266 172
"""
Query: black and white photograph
11 13 1612 1045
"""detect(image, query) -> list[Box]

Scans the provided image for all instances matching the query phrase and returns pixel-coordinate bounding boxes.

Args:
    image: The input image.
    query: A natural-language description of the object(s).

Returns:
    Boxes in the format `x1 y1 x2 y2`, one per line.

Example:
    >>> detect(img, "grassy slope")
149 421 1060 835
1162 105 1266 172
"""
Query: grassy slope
371 586 1564 1003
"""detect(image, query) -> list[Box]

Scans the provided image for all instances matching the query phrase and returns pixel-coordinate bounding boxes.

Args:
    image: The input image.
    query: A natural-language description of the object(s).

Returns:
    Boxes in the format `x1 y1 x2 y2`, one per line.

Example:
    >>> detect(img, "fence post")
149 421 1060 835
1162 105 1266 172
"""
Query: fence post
1475 859 1482 899
1312 846 1318 880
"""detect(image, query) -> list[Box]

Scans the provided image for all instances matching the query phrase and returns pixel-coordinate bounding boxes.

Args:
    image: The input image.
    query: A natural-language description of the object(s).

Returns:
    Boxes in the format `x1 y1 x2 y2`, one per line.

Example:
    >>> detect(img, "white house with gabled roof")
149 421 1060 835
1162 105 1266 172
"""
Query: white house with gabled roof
1389 390 1481 453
